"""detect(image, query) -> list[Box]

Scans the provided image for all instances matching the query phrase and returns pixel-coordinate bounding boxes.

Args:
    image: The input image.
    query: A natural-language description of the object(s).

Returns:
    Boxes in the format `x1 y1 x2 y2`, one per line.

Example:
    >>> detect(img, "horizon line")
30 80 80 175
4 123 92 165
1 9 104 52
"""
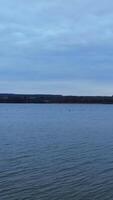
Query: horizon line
0 93 113 97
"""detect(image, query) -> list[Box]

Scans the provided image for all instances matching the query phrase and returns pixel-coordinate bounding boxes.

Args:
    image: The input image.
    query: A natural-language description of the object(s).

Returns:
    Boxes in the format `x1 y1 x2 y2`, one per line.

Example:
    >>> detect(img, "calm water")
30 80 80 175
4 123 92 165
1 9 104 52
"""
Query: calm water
0 104 113 200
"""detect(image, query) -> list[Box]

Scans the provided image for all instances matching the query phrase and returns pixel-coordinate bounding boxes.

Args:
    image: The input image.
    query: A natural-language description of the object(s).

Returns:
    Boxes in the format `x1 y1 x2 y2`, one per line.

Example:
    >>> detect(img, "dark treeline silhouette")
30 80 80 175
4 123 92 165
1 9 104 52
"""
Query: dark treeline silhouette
0 94 113 104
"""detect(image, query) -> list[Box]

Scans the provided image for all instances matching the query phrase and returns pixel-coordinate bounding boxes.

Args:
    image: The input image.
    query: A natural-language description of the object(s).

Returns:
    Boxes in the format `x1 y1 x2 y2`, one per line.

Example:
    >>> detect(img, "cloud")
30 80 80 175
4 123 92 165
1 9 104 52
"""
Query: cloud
0 79 112 96
0 0 113 94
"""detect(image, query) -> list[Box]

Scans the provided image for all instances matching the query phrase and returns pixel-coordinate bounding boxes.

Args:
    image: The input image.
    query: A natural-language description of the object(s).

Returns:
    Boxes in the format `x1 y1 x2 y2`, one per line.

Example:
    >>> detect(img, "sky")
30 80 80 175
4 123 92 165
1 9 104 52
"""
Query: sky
0 0 113 95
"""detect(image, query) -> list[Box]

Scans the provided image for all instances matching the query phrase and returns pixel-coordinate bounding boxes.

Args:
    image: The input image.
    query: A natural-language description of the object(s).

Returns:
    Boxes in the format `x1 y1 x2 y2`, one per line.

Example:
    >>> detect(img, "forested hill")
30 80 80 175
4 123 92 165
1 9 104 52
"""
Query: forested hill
0 94 113 104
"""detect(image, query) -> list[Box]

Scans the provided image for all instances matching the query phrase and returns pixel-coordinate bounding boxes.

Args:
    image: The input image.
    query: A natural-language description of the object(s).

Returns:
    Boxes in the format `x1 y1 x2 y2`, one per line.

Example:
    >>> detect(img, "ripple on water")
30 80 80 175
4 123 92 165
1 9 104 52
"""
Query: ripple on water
0 104 113 200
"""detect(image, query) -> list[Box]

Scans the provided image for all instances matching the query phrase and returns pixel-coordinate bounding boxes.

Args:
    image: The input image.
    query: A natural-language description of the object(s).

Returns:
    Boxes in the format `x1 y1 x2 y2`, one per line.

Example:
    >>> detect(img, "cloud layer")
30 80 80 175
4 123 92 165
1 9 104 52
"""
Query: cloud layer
0 0 113 95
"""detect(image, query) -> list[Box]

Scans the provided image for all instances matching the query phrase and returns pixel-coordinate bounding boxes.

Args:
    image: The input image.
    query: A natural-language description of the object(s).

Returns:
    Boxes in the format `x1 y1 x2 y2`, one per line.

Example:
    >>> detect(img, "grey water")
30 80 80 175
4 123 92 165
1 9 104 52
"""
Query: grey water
0 104 113 200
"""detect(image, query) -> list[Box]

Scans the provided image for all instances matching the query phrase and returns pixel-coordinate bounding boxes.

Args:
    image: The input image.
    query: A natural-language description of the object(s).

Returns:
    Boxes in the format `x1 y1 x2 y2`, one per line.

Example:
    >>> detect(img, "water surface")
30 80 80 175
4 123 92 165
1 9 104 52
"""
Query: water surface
0 104 113 200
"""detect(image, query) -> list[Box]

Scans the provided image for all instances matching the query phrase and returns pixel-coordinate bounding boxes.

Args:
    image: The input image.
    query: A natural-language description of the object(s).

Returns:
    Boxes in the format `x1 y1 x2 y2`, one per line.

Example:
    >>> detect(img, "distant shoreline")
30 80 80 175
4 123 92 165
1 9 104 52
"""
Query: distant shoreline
0 94 113 104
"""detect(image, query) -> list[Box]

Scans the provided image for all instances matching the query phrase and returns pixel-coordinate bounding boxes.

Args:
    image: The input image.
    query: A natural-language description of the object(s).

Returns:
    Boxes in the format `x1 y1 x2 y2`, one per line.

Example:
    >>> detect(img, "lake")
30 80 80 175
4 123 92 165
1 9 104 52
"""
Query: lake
0 104 113 200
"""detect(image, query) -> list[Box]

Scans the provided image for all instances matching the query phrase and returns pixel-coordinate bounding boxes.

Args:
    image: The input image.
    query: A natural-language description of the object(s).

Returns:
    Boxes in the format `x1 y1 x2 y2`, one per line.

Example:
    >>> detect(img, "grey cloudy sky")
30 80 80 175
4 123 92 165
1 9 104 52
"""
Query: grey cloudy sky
0 0 113 95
